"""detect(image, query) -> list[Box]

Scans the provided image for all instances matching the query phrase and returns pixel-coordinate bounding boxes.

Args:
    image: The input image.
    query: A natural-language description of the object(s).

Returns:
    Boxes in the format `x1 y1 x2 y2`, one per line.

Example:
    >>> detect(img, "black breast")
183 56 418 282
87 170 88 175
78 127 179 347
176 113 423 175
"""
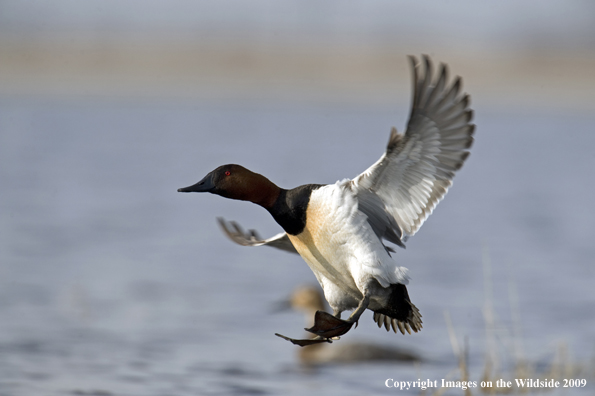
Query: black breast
267 184 324 235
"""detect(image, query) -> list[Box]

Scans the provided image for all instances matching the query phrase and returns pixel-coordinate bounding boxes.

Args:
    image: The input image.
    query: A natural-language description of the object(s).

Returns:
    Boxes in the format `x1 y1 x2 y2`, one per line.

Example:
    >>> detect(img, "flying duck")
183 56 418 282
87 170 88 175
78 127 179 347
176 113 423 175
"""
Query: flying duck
178 55 474 346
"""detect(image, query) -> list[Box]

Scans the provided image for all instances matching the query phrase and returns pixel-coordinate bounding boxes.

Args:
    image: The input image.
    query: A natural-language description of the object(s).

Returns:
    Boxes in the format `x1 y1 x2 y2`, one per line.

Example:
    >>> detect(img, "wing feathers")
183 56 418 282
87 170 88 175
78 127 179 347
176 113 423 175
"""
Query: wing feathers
355 55 474 238
217 217 298 254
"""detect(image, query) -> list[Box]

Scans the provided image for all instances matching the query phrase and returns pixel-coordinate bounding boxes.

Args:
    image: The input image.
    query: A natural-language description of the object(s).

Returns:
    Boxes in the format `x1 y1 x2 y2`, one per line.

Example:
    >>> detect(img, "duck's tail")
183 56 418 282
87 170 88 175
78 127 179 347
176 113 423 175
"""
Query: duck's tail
373 283 423 334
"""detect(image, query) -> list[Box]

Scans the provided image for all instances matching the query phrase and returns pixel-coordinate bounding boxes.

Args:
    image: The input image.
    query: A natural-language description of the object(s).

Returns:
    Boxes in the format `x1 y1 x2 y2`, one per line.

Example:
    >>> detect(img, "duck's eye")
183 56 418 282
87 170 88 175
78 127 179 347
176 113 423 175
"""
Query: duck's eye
225 171 231 176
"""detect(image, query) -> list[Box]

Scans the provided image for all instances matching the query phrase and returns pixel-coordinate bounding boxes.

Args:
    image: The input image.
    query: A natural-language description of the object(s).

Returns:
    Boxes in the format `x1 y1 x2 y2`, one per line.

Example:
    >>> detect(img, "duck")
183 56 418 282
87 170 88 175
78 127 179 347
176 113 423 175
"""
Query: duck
178 55 474 346
279 285 421 365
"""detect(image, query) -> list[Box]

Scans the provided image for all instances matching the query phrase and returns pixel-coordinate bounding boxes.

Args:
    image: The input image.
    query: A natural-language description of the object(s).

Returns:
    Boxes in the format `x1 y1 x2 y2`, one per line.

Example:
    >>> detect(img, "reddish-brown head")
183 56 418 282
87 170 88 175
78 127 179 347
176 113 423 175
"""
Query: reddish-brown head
178 164 280 208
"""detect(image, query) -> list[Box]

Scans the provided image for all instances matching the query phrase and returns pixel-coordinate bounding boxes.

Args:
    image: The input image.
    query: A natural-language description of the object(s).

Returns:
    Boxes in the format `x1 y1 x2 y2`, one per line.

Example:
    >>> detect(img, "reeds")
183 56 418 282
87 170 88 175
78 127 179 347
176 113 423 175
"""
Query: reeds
426 248 593 395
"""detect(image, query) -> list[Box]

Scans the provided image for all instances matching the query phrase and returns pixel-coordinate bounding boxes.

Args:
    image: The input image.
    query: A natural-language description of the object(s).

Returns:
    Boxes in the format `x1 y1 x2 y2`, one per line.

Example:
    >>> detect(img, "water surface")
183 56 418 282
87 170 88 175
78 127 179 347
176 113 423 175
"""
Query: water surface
1 97 593 395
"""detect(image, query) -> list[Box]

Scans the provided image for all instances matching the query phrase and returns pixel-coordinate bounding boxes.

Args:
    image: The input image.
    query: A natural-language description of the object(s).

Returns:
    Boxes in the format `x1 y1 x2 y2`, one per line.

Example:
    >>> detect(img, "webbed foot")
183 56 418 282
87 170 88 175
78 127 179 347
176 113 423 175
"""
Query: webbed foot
305 310 356 338
275 333 333 347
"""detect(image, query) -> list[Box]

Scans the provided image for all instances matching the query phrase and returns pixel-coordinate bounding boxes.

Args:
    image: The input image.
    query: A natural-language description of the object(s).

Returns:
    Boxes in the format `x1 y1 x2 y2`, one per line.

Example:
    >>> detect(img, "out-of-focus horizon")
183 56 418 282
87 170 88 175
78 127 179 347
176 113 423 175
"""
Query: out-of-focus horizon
1 0 595 111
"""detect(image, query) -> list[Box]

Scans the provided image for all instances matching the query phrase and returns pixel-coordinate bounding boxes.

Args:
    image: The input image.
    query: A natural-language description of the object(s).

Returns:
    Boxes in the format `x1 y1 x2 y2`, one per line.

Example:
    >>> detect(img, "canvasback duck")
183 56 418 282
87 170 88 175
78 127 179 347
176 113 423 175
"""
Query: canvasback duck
178 55 474 346
281 285 421 365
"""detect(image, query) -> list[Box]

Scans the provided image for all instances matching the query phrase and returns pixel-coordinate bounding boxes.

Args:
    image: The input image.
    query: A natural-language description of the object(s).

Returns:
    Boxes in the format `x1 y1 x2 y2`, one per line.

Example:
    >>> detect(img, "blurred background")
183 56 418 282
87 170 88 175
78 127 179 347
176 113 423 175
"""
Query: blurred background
1 1 594 395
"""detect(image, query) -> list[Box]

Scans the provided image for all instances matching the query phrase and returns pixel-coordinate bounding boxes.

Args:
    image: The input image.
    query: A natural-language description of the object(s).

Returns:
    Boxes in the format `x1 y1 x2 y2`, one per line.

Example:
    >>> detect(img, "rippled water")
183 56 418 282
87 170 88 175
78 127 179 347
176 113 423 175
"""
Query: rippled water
1 97 594 395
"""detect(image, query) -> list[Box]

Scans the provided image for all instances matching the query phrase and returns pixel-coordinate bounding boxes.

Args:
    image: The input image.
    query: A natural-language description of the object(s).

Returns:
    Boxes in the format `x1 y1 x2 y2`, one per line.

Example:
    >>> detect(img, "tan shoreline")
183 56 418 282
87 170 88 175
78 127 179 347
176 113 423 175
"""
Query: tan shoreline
1 38 594 111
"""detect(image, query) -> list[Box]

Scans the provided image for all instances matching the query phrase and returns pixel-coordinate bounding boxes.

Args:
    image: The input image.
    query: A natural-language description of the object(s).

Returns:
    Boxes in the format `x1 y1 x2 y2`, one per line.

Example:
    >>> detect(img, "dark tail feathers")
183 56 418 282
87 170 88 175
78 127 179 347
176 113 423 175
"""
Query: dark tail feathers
373 283 422 335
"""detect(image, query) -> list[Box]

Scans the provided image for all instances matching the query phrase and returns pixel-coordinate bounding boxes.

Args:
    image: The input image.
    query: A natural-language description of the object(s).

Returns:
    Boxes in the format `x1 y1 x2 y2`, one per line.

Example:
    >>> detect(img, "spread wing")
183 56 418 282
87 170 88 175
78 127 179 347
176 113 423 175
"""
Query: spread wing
217 217 298 254
354 55 474 238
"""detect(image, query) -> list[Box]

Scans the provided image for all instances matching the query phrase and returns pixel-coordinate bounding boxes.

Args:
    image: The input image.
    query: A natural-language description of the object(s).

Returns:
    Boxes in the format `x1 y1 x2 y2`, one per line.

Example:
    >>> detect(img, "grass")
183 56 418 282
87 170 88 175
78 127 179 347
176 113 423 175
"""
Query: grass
422 248 593 395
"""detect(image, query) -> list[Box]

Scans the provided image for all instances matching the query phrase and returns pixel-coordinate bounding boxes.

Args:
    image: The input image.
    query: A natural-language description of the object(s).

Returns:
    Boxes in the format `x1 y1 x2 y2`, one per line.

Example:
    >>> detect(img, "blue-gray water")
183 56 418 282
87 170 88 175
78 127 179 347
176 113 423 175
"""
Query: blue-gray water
1 97 594 395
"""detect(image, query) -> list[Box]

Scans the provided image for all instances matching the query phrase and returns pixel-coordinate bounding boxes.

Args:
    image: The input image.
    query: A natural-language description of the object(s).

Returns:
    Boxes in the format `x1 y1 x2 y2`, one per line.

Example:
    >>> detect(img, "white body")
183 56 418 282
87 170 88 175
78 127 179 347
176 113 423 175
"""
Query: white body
287 180 409 314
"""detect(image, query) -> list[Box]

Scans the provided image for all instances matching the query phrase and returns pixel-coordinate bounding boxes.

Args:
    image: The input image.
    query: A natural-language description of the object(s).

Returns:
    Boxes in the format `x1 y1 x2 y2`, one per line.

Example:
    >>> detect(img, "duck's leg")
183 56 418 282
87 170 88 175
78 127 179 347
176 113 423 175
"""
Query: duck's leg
274 333 334 347
306 294 370 338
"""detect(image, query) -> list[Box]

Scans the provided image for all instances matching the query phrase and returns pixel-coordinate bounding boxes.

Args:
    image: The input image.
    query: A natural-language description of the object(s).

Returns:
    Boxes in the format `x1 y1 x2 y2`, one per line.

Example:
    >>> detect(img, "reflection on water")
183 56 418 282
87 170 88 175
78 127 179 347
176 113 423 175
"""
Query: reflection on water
1 97 594 395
